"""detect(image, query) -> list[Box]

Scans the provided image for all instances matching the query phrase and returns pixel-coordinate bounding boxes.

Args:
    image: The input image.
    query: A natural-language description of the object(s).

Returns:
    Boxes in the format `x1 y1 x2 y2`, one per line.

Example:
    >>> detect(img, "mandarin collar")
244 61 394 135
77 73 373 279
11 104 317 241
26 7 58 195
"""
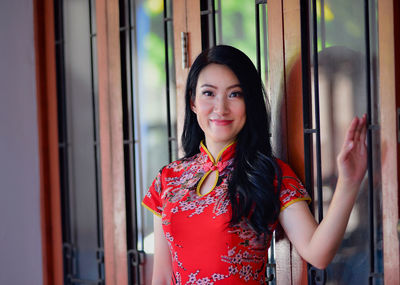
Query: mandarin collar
199 141 236 172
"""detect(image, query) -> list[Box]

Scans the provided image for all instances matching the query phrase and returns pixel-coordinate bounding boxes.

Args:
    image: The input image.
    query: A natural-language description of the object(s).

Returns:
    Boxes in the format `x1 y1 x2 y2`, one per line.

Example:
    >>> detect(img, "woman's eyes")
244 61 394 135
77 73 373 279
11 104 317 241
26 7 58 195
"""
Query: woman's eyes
202 91 213 96
201 91 242 97
229 91 242 98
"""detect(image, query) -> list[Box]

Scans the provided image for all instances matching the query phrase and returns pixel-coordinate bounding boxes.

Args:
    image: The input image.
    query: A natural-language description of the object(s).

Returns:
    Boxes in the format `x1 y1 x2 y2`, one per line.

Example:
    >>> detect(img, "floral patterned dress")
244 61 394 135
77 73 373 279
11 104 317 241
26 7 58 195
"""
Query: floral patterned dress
142 141 311 284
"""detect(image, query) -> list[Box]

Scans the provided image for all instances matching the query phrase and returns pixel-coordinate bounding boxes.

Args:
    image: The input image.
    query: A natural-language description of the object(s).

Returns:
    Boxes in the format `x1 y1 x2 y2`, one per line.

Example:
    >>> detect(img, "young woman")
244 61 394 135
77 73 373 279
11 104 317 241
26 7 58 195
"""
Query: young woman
142 45 367 284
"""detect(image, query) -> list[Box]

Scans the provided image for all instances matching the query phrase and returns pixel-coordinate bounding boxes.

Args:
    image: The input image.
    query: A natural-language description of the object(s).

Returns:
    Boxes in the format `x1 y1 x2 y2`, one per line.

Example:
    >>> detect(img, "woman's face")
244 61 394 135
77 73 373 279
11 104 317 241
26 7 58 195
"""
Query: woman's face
192 63 246 149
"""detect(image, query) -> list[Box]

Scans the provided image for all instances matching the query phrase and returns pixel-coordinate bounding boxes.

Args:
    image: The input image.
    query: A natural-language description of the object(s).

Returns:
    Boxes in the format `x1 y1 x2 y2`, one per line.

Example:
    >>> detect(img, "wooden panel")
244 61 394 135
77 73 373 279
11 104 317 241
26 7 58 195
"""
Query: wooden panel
173 0 202 154
33 0 64 284
282 1 308 283
378 0 400 283
268 0 288 161
267 1 293 284
95 1 128 284
268 0 308 283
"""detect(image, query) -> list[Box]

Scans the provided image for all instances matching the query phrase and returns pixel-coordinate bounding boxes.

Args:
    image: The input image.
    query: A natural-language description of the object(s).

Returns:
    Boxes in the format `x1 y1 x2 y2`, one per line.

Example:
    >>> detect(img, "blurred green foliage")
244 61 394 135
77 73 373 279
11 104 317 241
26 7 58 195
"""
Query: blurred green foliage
139 0 370 86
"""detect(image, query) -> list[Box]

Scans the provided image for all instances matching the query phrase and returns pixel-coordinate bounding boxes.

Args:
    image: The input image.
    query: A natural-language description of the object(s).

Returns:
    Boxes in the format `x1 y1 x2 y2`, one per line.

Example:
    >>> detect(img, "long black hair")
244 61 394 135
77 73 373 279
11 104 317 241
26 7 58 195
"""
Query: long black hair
181 45 281 235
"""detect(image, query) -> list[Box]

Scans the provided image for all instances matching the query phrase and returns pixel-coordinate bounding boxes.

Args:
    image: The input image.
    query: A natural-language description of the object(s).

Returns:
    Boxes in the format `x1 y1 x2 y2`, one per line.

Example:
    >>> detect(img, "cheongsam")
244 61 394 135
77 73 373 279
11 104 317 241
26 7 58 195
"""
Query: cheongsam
142 141 311 284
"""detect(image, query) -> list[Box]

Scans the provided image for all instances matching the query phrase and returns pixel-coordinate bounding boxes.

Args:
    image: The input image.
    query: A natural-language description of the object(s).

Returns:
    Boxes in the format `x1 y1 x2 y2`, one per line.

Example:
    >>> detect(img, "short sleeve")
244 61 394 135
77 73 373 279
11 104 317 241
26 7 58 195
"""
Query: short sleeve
277 160 311 211
141 169 163 217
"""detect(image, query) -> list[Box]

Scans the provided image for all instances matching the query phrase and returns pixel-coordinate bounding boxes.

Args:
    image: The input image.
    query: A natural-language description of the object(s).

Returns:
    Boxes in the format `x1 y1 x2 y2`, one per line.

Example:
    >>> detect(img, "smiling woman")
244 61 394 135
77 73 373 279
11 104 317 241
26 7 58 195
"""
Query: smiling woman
142 45 368 284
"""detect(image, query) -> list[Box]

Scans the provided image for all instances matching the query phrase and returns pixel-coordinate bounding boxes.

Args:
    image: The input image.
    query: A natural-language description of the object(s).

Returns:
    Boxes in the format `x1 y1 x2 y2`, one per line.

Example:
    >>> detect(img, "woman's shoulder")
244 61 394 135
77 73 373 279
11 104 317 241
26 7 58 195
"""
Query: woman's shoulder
273 157 305 186
158 152 201 176
274 157 296 175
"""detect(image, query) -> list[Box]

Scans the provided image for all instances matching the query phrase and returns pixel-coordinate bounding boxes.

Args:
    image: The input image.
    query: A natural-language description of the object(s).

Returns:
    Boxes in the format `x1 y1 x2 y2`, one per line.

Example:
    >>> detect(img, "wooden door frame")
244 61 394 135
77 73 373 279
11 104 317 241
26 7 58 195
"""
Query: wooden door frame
173 0 202 155
34 0 64 284
95 1 129 284
378 0 400 283
267 0 308 283
35 0 129 284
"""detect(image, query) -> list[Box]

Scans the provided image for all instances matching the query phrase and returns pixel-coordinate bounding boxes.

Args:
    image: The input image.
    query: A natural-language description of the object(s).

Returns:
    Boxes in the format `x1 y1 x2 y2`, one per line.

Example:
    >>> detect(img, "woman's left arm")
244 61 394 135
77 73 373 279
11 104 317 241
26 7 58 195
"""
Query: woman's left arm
279 114 368 269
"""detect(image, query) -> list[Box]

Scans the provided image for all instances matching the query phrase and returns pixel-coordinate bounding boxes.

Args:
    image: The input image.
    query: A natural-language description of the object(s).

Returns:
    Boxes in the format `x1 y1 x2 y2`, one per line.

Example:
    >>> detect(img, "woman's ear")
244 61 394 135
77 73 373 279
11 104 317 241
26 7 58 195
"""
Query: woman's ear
190 98 197 113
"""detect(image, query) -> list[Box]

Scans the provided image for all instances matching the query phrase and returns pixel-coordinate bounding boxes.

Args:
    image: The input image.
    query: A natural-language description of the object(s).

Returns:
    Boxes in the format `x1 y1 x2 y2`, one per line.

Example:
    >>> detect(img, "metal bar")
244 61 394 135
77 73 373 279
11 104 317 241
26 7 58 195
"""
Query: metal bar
211 0 216 47
200 0 208 50
54 0 74 282
304 128 318 134
255 2 261 74
69 278 104 284
200 9 213 16
363 0 375 283
311 0 324 223
88 0 105 281
124 0 141 283
216 0 222 44
300 0 314 237
305 0 326 283
164 0 172 163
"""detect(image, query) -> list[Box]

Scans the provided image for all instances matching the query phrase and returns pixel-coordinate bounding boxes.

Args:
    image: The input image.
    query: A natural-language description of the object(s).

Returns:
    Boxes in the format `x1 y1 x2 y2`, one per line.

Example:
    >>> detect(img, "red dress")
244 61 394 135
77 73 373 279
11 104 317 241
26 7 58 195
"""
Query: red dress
142 141 311 284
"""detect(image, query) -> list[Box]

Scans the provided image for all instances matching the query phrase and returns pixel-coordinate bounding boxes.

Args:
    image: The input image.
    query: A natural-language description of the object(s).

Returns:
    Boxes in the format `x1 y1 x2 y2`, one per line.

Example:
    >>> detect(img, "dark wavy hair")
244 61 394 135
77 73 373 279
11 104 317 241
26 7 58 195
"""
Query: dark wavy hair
181 45 282 235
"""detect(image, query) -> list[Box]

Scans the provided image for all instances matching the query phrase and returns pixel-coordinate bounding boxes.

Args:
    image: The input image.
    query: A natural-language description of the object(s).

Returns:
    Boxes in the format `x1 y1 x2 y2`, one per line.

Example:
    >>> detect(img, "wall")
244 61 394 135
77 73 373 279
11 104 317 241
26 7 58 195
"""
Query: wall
0 0 43 284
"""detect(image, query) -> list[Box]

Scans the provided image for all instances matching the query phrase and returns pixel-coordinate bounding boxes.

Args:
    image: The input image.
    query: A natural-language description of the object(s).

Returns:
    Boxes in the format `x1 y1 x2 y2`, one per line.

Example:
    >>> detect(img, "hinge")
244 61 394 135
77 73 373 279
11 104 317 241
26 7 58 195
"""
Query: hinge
128 249 146 285
265 262 276 283
181 32 189 69
308 266 327 285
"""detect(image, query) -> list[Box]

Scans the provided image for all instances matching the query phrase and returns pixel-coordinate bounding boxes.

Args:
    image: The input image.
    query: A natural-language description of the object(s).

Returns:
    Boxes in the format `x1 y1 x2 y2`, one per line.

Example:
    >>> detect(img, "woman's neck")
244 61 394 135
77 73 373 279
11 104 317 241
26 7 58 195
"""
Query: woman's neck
204 139 234 161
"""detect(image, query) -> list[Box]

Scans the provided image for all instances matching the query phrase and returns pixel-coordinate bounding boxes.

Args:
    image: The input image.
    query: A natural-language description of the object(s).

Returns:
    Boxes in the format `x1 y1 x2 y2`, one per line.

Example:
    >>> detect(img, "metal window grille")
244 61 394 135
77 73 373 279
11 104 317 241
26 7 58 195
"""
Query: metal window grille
119 0 176 283
118 0 141 283
54 0 105 283
200 0 217 49
301 0 383 284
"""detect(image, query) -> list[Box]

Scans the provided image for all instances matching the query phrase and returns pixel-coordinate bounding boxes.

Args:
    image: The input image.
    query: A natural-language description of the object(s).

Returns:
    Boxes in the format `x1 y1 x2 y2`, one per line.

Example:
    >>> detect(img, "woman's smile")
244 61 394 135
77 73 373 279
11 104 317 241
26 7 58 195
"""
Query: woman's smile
210 119 233 126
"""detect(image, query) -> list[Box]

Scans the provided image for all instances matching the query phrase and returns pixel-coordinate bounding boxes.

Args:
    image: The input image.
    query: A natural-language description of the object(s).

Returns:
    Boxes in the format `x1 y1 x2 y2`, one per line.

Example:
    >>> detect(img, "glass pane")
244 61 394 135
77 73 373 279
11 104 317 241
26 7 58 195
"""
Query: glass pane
62 0 101 281
129 0 176 283
217 0 257 66
134 0 170 250
311 0 382 283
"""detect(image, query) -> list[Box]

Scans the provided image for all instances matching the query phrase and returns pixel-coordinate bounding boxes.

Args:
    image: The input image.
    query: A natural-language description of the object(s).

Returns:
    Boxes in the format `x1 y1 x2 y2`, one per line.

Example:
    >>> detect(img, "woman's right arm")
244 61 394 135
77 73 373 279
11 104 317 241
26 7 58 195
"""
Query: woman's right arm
152 215 172 285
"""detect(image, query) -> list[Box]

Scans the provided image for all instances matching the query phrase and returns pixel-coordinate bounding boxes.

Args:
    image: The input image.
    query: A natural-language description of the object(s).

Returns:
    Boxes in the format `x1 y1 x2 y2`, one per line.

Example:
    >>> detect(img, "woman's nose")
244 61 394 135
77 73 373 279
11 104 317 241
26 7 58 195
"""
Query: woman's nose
213 96 228 114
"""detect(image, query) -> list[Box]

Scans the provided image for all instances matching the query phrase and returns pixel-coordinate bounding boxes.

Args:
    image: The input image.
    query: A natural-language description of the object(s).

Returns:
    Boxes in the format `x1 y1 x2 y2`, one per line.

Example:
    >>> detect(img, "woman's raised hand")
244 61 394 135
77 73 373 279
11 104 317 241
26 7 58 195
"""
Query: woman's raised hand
336 114 368 188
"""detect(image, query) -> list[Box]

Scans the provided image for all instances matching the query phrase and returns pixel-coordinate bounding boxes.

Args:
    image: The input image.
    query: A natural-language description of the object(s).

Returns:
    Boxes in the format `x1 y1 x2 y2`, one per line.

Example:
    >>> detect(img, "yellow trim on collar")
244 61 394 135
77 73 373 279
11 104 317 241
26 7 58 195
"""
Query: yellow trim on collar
200 140 236 163
197 140 235 197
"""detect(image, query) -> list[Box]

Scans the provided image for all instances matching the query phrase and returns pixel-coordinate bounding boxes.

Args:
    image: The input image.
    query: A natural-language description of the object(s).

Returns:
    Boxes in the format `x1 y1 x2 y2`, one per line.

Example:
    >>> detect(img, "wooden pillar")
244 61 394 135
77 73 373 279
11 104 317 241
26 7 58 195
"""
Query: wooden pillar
378 0 400 284
173 0 202 152
95 1 128 284
34 0 64 284
268 0 308 284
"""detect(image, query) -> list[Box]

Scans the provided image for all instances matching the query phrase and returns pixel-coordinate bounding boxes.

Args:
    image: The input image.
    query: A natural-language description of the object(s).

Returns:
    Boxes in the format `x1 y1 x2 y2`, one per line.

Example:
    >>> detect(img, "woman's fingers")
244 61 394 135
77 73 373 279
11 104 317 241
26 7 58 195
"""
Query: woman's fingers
354 119 362 143
358 114 367 153
339 114 368 162
343 117 359 146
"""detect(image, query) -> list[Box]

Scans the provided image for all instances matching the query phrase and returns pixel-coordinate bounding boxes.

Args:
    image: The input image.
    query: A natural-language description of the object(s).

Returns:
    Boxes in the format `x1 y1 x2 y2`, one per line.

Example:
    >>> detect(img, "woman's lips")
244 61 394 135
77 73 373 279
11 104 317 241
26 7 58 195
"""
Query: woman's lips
210 119 233 126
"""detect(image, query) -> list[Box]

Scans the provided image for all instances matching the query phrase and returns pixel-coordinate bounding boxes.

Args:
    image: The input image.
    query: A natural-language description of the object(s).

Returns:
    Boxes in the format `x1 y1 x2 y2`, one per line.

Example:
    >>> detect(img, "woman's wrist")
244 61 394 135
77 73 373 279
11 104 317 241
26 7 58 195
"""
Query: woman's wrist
335 177 361 198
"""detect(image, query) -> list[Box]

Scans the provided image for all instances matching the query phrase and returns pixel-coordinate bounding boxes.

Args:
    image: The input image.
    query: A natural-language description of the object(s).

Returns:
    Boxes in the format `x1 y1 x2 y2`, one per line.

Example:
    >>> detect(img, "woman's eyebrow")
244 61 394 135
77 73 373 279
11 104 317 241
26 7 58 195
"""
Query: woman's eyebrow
200 83 242 89
227 84 242 90
200 84 217 88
